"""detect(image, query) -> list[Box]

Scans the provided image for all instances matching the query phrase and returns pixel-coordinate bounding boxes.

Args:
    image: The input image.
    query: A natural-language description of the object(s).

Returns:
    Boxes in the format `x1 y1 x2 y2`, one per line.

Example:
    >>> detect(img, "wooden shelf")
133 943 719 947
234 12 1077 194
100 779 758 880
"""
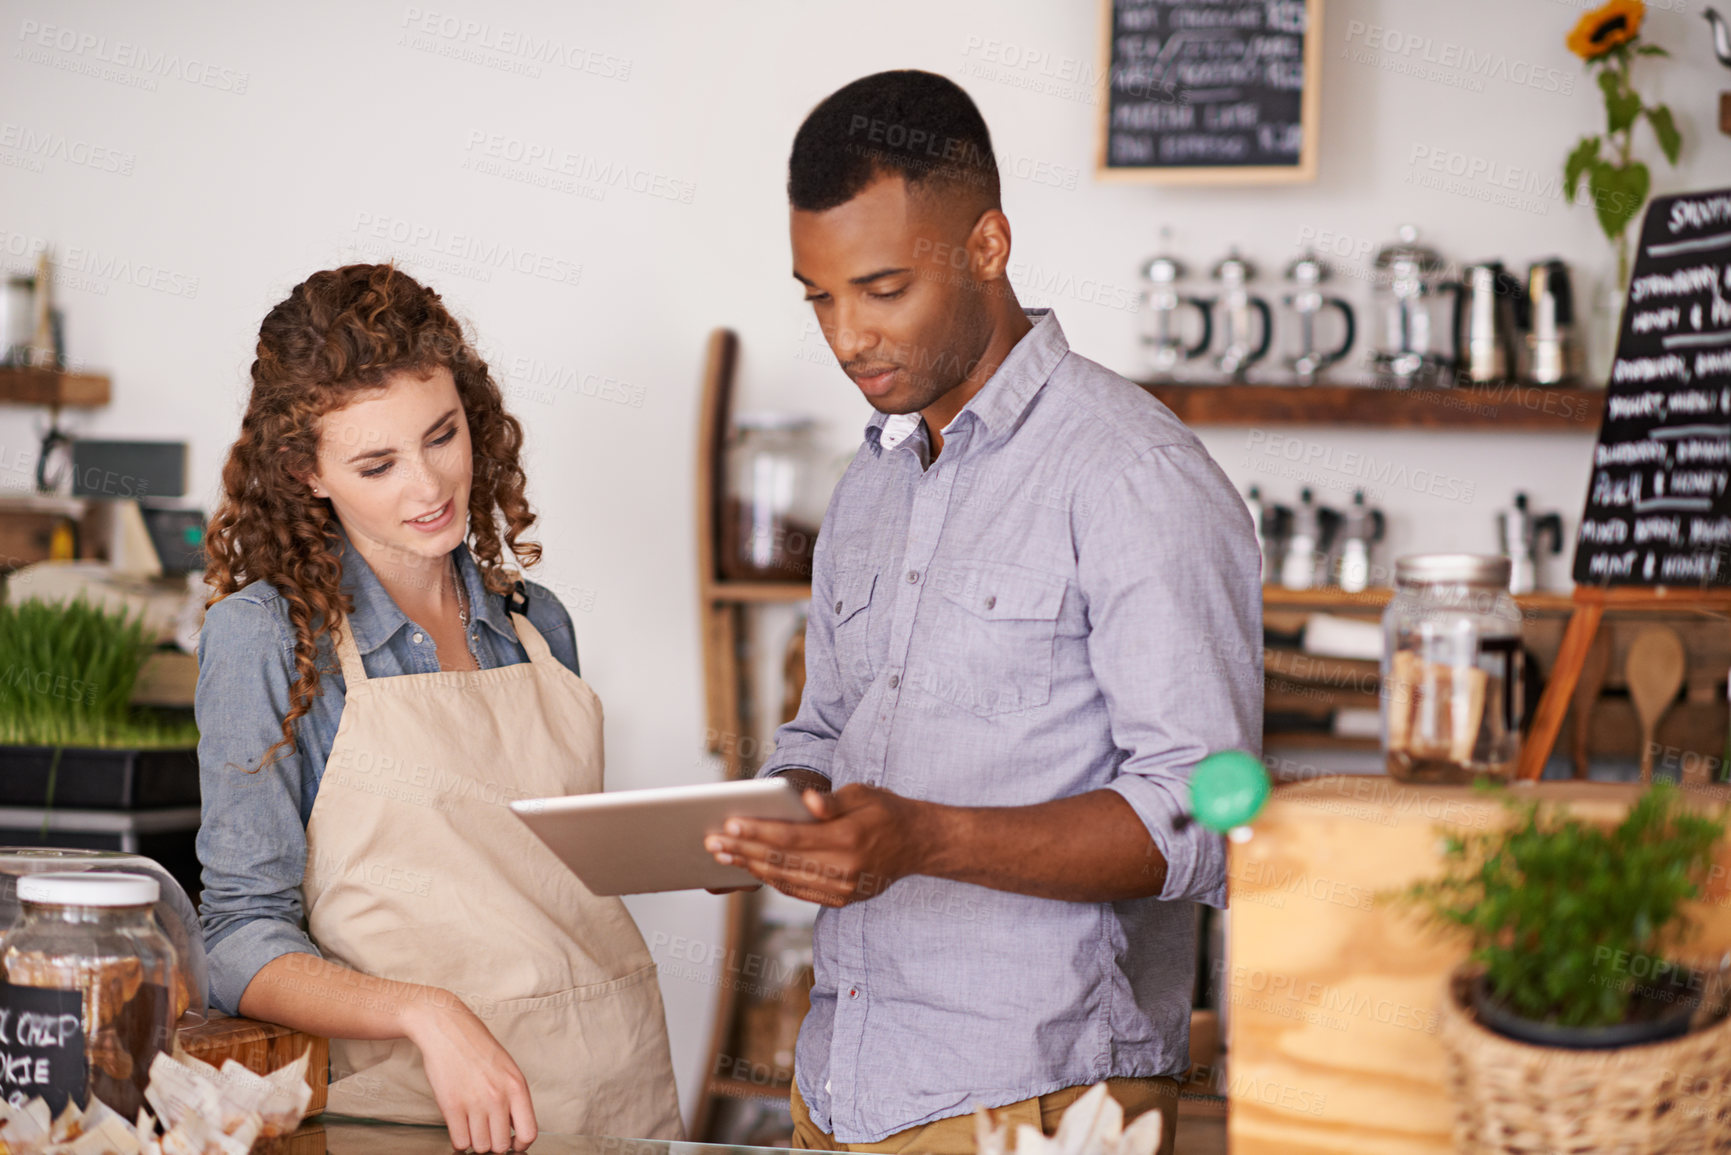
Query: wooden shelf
1266 649 1378 682
707 580 813 604
1262 585 1578 614
1141 381 1603 430
693 330 806 1143
0 366 110 407
1262 585 1731 618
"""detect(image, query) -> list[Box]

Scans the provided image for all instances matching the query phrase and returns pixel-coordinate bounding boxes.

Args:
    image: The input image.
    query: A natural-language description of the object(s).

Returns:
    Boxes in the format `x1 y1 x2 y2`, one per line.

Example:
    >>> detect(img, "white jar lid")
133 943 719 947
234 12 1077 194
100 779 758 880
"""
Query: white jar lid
17 871 160 907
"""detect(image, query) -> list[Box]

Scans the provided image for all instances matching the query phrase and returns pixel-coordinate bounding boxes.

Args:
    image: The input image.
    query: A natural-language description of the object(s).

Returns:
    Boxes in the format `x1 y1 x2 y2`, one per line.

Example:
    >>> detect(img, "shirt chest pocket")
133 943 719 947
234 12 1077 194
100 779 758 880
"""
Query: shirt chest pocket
909 562 1068 718
830 569 879 691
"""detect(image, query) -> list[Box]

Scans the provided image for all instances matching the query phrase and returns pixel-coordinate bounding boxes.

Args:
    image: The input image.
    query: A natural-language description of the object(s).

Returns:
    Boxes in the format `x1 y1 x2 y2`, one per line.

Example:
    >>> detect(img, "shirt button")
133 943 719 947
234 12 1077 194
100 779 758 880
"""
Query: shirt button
906 570 920 583
888 674 900 689
985 595 997 610
412 632 424 643
848 988 858 999
835 600 844 613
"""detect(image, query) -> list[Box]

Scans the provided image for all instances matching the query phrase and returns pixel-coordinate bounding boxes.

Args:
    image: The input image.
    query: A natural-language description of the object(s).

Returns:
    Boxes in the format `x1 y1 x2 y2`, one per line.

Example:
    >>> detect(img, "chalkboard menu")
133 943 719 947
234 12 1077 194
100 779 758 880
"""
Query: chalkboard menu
1097 0 1319 183
1575 186 1731 588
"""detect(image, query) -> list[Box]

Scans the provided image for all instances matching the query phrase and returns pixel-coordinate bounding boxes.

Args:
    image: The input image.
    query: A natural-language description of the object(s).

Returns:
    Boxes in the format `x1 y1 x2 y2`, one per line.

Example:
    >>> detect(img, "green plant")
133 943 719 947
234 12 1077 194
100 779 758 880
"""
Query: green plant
0 596 198 748
1401 781 1725 1029
1562 0 1682 289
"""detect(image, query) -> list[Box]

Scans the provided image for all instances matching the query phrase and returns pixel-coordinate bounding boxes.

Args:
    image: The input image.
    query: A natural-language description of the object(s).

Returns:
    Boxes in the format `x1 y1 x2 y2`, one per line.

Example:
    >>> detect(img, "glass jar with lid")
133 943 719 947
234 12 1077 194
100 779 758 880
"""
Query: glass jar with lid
0 849 207 1027
1382 554 1524 783
721 415 826 582
0 871 179 1117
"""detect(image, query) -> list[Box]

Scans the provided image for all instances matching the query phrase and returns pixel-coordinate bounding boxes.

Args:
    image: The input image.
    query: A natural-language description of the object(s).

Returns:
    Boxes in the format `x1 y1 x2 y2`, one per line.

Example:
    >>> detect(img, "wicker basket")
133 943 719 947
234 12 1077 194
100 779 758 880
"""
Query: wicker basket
1437 966 1731 1153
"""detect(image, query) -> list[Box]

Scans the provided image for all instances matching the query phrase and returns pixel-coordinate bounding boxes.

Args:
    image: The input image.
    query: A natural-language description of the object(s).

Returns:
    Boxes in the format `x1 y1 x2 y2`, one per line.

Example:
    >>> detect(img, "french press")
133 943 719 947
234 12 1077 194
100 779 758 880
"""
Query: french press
1208 249 1273 381
1280 251 1356 384
1138 251 1212 378
1370 225 1461 387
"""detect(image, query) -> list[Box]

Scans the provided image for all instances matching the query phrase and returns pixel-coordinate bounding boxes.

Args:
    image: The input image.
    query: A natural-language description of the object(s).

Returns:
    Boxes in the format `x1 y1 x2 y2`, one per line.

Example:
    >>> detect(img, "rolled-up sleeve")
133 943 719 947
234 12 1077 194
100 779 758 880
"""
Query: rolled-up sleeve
194 594 322 1015
1077 443 1263 909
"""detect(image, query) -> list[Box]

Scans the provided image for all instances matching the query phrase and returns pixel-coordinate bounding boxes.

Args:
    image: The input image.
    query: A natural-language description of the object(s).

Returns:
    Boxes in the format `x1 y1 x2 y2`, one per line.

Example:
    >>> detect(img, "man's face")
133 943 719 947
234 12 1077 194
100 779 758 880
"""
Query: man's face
791 173 993 415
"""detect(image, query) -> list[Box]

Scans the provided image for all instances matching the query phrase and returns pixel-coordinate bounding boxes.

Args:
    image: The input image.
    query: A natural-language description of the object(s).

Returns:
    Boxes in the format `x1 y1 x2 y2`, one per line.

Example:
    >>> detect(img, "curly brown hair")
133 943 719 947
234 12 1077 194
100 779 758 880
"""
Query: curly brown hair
204 264 540 769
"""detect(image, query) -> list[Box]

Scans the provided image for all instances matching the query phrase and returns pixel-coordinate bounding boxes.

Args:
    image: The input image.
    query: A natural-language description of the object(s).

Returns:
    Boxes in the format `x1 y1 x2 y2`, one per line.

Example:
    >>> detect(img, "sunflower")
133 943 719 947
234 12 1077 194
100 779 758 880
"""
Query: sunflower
1567 0 1645 59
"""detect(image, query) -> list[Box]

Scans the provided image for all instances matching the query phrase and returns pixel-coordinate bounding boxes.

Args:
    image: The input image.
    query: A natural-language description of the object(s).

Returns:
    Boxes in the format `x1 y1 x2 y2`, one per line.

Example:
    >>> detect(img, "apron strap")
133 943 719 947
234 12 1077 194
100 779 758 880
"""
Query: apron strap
332 615 369 686
509 611 559 665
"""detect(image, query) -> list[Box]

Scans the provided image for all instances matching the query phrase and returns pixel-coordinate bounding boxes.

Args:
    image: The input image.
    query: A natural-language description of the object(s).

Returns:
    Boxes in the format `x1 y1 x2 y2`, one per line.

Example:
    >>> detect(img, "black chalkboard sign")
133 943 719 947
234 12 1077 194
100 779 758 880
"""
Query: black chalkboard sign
0 982 87 1113
1098 0 1320 183
1574 186 1731 588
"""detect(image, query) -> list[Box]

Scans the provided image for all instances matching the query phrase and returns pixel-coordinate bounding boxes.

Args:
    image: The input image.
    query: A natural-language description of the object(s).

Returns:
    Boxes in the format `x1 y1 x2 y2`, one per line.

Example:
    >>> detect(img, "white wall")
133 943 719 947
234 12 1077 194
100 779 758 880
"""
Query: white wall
3 0 1728 1120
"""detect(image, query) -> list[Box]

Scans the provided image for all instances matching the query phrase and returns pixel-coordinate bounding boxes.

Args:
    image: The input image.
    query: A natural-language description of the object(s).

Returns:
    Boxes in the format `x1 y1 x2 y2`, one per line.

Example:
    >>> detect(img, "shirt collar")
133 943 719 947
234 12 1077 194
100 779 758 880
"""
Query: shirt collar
865 309 1069 454
335 521 517 656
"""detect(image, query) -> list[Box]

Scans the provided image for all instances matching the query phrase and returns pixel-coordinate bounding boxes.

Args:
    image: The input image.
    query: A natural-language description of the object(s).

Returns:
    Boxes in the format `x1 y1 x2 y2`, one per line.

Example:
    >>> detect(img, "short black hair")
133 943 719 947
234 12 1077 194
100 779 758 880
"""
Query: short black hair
788 70 999 213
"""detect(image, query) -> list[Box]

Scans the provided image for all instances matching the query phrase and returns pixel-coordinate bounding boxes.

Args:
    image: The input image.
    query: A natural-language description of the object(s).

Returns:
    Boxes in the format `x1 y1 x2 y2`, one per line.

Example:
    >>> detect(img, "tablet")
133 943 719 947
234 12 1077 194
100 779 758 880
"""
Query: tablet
509 777 817 895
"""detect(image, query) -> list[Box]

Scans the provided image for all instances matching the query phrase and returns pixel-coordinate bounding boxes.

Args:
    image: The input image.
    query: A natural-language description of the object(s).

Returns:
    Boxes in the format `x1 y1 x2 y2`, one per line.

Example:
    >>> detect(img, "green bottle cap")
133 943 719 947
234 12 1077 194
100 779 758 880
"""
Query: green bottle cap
1191 750 1271 833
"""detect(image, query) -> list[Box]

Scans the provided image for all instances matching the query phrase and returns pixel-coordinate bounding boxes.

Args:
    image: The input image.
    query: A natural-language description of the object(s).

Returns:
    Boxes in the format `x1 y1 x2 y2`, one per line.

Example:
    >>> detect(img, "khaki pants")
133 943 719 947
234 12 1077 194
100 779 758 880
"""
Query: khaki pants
789 1072 1179 1155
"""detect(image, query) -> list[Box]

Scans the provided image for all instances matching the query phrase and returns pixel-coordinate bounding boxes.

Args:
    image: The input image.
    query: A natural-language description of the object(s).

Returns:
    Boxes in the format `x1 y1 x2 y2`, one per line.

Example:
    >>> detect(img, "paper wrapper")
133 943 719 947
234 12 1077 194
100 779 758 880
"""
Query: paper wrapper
0 1045 312 1155
972 1082 1164 1155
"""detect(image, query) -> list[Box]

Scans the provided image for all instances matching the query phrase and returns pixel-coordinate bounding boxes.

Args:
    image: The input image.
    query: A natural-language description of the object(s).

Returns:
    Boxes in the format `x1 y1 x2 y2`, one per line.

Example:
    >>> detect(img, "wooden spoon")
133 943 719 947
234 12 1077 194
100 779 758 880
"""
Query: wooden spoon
1570 627 1613 779
1627 626 1687 783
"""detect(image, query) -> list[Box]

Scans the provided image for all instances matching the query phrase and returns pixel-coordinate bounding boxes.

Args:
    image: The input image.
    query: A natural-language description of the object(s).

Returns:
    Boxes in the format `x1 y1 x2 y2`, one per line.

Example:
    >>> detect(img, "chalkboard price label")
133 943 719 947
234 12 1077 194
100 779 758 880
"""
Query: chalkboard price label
0 981 87 1114
1574 185 1731 587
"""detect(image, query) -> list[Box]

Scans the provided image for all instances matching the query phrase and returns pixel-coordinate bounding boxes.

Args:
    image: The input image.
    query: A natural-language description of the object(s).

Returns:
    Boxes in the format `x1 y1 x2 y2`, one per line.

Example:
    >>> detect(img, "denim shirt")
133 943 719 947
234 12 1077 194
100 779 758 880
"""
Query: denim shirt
194 524 579 1015
759 310 1263 1142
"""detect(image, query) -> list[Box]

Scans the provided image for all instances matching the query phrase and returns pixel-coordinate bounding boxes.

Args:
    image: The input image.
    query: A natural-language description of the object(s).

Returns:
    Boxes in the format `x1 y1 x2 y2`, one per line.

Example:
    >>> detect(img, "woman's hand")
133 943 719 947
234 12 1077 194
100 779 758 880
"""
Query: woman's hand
401 995 537 1152
238 957 536 1151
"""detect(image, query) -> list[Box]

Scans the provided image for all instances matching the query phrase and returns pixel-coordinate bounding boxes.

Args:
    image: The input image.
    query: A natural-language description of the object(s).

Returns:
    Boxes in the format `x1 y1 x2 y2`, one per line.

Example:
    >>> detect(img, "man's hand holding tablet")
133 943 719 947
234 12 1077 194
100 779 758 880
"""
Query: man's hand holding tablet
704 772 938 907
509 777 816 896
703 768 834 894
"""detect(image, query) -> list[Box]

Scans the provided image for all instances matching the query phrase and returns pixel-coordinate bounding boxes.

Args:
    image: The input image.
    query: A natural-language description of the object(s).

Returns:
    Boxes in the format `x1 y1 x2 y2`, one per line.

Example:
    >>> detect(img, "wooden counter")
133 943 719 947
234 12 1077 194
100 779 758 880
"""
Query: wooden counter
311 1121 801 1154
1227 777 1731 1155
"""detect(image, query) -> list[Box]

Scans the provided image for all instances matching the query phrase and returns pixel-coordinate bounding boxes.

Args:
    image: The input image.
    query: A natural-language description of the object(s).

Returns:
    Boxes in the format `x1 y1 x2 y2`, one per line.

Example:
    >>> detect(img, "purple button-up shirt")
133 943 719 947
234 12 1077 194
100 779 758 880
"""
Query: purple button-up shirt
760 310 1263 1142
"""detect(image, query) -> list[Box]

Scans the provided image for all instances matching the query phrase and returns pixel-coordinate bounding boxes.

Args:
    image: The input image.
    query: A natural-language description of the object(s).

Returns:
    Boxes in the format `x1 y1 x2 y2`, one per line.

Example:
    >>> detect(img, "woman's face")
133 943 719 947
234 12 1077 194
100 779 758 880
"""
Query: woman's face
307 365 473 566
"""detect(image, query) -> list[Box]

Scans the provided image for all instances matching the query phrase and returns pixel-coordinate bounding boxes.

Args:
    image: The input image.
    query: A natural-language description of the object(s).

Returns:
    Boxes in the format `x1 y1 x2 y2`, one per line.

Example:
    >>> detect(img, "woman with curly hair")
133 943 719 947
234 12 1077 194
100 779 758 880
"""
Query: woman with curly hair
194 264 681 1150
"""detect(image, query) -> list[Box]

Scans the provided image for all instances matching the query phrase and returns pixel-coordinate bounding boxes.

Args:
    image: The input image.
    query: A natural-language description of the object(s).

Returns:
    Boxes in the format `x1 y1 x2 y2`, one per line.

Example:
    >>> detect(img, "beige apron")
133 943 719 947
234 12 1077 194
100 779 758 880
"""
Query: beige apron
301 608 683 1139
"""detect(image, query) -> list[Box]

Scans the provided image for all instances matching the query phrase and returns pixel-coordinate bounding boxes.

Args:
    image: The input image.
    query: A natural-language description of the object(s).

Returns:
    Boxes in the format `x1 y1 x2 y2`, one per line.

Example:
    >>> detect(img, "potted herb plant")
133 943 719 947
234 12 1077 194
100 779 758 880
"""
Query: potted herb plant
1402 781 1731 1152
0 597 200 809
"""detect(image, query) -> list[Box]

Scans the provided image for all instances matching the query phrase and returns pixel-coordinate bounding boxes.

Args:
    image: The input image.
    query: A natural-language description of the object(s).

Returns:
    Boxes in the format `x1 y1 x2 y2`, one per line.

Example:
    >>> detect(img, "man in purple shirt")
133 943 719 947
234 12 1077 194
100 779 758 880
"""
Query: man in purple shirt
704 70 1262 1155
